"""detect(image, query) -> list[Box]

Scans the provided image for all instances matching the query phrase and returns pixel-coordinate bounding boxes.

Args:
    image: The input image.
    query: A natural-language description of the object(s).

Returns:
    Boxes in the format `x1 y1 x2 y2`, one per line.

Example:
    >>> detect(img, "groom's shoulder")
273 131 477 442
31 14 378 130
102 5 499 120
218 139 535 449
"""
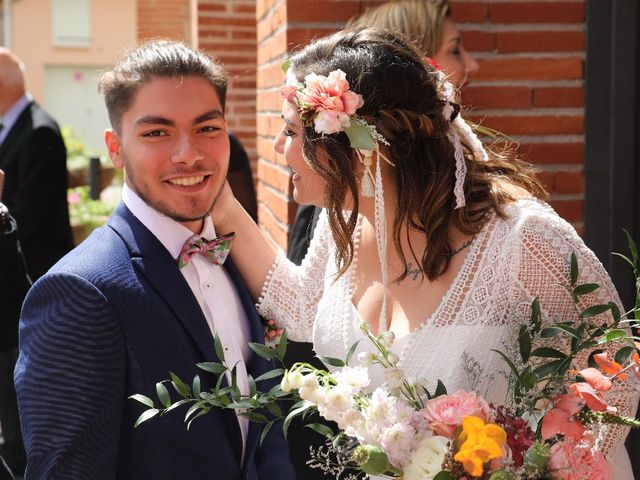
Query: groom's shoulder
48 222 132 282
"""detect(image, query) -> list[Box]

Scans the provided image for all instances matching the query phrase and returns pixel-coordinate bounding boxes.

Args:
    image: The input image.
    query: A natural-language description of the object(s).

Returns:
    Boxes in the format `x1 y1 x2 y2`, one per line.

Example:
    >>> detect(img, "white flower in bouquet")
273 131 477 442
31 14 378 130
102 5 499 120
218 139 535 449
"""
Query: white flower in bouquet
379 421 420 468
318 385 354 423
280 369 304 392
357 351 375 367
333 365 371 393
384 367 404 390
403 435 450 480
379 330 395 347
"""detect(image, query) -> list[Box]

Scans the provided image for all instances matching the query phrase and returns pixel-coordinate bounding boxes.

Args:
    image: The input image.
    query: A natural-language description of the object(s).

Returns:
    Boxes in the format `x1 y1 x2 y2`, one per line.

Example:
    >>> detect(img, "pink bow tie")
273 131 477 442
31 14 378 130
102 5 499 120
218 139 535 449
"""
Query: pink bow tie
177 232 235 268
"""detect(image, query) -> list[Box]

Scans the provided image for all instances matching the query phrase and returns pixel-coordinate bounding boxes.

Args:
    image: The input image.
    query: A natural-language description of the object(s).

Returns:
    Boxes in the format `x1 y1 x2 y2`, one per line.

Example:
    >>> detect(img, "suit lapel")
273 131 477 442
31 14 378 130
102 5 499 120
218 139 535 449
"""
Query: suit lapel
108 204 216 359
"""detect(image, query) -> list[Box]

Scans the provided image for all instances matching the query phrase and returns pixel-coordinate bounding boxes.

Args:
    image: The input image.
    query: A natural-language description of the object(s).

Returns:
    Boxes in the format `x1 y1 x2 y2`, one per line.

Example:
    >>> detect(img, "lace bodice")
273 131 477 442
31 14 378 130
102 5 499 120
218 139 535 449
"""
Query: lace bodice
257 198 639 477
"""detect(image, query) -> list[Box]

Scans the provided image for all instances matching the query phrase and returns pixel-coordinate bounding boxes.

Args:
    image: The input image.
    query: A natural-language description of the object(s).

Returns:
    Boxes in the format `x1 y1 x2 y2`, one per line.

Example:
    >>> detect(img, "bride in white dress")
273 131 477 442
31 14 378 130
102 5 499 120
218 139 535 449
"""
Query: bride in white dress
214 28 638 479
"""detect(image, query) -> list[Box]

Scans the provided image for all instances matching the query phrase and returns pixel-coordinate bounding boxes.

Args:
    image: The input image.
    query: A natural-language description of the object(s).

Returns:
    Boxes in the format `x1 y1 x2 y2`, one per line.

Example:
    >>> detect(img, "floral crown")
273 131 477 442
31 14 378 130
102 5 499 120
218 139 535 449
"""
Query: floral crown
280 62 388 151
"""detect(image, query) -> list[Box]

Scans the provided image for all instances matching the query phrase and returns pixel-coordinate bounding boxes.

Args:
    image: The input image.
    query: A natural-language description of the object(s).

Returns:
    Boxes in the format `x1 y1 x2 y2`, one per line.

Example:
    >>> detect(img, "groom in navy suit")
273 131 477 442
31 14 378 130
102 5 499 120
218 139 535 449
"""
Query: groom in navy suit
14 41 295 480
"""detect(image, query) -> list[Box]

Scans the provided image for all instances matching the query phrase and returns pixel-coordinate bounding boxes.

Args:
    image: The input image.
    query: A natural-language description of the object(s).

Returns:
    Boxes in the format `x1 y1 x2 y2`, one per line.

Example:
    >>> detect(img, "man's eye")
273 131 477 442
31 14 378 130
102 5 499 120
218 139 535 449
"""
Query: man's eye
200 126 222 133
143 130 166 137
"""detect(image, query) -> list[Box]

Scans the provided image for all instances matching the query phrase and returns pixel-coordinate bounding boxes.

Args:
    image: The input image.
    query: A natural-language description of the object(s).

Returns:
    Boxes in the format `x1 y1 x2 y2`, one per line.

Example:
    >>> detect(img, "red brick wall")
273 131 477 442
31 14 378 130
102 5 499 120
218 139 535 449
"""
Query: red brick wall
198 1 258 172
138 0 192 42
456 0 586 232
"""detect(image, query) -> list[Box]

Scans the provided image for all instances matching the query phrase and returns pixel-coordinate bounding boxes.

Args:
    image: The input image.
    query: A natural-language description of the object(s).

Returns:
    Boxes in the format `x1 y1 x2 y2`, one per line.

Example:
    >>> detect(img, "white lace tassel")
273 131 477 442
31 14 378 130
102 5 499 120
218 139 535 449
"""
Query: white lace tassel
448 126 467 209
358 149 375 198
372 143 389 333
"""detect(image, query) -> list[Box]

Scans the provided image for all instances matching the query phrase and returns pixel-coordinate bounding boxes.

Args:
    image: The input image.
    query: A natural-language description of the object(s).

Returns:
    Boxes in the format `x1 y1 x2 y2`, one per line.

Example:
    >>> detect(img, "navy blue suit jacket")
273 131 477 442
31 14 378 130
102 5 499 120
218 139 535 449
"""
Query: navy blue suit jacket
14 203 295 480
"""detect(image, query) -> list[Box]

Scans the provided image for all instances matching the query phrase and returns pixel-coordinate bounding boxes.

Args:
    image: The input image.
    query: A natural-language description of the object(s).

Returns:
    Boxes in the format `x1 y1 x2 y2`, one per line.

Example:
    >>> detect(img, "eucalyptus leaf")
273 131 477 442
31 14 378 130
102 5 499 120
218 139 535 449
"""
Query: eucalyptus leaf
573 283 600 296
249 375 257 397
283 405 311 439
434 379 447 397
597 328 628 344
165 399 191 413
170 372 191 398
623 229 639 266
433 471 454 480
615 345 635 364
196 362 227 374
260 421 274 446
134 408 159 428
243 411 269 423
318 356 345 367
249 342 277 360
530 347 567 359
156 382 171 408
344 123 375 150
277 329 288 362
129 394 155 408
570 252 579 285
580 304 612 319
185 402 203 423
519 325 531 363
345 339 362 366
255 369 285 383
305 423 334 437
266 401 283 417
530 297 542 334
192 375 201 399
214 335 226 363
186 408 209 430
541 324 580 339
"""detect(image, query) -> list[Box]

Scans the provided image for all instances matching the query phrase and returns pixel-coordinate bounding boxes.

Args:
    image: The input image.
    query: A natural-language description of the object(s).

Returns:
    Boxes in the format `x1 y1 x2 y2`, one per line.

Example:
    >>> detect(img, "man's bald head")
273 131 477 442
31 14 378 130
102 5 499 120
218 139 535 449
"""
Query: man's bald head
0 48 26 114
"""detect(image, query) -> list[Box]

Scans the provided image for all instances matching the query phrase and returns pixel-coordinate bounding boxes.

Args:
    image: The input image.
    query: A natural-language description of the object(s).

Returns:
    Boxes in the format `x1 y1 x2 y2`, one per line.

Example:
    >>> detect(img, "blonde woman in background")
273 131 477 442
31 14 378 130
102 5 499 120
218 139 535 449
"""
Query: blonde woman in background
346 0 479 100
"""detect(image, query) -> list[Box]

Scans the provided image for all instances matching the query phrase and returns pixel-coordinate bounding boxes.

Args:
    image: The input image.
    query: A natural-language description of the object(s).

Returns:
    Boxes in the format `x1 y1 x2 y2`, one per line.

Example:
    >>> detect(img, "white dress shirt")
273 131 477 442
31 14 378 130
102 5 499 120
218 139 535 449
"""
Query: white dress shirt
122 184 250 453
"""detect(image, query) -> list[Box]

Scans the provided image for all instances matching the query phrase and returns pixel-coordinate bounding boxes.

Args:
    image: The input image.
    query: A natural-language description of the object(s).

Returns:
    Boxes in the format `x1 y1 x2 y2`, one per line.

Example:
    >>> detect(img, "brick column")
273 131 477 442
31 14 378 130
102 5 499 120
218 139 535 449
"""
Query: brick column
256 0 383 249
455 0 586 232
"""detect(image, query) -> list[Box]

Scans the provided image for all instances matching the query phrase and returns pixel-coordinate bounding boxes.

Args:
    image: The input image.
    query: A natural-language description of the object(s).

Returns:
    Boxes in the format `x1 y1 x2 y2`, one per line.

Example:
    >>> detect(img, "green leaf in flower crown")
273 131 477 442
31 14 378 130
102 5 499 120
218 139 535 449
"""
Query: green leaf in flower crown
134 408 159 428
570 252 579 285
344 123 375 151
281 59 291 75
129 394 155 408
156 382 171 408
305 423 334 437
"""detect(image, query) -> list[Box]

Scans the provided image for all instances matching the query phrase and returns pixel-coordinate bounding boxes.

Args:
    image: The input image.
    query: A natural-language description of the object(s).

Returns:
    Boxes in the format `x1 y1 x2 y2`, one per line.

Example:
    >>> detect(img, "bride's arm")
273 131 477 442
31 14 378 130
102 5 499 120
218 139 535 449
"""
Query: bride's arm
213 184 330 342
213 182 277 301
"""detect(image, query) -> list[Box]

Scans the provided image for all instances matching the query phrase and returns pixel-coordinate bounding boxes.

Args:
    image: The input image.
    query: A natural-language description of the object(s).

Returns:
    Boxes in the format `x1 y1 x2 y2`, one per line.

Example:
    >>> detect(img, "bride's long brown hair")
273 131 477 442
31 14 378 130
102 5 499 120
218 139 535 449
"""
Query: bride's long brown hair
287 28 546 281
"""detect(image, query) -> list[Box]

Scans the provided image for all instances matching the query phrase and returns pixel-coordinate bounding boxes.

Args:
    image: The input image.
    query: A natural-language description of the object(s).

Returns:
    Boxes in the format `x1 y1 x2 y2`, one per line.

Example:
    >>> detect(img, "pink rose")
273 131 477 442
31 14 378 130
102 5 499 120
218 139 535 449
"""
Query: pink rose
280 85 298 103
549 437 613 480
422 389 491 439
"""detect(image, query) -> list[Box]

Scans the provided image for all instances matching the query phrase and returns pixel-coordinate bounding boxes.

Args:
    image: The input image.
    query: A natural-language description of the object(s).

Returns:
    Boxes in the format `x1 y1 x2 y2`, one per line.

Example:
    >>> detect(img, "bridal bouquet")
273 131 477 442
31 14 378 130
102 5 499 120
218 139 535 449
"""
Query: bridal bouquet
132 240 640 480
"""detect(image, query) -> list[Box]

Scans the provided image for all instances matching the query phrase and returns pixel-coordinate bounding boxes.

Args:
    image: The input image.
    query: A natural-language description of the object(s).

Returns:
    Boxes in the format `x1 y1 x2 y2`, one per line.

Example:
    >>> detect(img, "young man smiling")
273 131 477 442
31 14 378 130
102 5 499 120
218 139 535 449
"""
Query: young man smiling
14 41 294 480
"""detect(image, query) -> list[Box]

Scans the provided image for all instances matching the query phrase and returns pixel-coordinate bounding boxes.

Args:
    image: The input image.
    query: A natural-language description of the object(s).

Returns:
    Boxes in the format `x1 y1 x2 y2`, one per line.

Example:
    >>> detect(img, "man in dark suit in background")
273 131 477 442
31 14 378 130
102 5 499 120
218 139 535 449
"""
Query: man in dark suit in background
0 48 72 480
15 40 294 479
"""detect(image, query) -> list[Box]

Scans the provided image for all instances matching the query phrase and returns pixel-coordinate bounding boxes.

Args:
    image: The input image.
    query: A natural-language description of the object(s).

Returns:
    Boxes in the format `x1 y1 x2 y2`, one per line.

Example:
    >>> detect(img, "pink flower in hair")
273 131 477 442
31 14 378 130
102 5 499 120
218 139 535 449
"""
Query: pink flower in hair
291 69 364 135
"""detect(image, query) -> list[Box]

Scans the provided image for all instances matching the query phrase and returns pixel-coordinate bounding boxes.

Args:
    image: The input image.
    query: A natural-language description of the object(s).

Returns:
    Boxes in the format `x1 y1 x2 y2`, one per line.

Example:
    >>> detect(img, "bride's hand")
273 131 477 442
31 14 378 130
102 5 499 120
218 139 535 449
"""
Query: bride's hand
212 180 241 229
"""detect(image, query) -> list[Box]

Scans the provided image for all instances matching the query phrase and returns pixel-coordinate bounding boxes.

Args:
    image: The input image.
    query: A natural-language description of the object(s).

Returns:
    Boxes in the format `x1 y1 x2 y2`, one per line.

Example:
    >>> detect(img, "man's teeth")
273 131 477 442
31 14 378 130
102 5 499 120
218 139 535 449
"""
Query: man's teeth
169 176 205 186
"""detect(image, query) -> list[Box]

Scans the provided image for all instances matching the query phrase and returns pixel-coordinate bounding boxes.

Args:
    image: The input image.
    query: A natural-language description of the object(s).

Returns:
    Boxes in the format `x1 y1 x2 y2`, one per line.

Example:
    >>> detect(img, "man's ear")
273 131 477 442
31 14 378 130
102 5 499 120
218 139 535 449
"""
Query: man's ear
105 129 123 169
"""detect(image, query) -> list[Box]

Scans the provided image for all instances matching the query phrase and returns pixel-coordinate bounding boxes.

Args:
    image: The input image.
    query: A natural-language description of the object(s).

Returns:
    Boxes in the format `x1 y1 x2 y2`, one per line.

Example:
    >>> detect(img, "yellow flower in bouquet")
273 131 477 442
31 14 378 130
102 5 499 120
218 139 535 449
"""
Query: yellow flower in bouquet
454 416 507 477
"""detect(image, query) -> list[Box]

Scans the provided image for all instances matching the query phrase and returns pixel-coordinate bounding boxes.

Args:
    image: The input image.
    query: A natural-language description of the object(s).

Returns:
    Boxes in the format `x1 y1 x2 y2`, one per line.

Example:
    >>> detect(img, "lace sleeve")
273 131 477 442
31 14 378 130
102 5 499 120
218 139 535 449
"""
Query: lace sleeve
509 201 639 460
256 210 332 342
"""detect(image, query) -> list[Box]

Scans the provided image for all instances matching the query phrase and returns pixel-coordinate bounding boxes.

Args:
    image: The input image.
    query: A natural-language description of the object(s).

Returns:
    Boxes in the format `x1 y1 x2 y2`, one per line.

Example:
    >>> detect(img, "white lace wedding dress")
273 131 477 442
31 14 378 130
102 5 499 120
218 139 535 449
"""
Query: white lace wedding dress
258 198 638 479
